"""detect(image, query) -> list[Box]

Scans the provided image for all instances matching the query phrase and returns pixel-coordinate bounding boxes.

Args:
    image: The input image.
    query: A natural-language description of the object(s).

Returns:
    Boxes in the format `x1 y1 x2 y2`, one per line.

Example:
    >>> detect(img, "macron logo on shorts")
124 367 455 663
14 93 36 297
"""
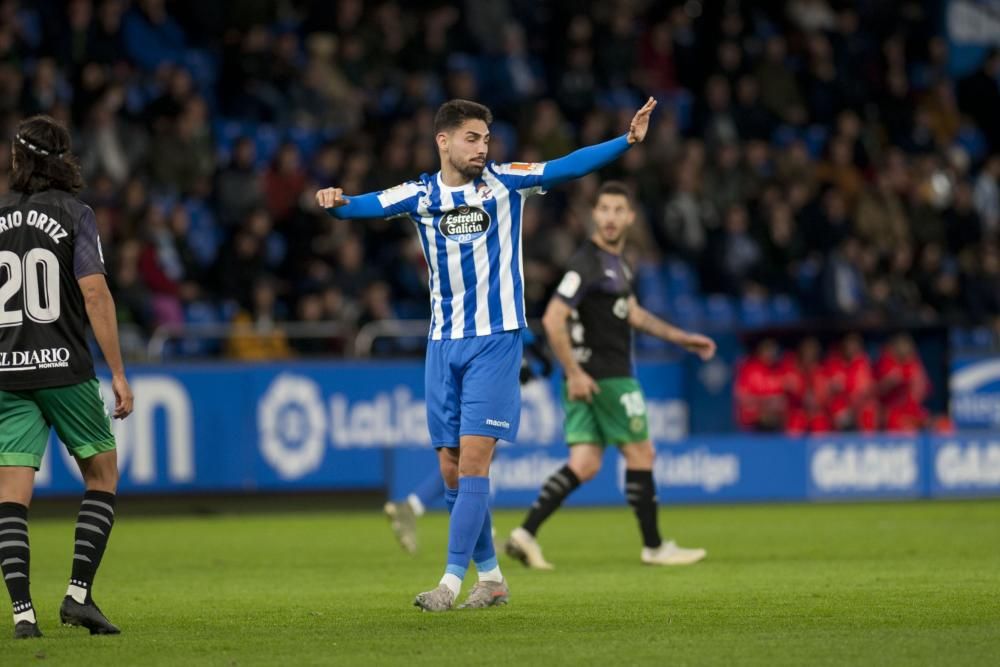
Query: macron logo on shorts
486 418 511 429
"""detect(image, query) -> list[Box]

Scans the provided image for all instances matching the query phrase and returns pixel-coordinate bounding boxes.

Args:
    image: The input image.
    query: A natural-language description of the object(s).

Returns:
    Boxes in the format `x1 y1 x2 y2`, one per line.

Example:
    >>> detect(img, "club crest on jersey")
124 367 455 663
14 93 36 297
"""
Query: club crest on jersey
476 183 494 201
439 206 491 243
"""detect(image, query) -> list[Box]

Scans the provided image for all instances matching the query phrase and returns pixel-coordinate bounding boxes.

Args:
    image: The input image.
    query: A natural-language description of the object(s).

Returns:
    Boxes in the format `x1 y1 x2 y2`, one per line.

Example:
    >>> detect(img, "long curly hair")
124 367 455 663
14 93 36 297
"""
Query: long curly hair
10 115 84 195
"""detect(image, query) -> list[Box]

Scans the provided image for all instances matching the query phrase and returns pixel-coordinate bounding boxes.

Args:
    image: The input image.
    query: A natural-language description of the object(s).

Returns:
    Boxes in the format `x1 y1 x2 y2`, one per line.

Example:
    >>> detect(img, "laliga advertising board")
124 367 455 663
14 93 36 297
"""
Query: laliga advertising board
29 361 1000 503
30 361 685 496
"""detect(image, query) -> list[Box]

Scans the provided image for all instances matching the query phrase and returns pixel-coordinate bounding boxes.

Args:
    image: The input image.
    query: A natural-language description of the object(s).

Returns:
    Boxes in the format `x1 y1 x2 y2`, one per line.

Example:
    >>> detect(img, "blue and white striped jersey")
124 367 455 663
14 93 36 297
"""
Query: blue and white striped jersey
376 161 546 341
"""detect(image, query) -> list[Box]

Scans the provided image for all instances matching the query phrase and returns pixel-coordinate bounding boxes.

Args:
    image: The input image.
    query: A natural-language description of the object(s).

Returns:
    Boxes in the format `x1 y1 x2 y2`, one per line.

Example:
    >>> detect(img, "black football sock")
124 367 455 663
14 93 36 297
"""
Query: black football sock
625 469 662 549
521 464 581 536
0 502 34 623
67 491 116 603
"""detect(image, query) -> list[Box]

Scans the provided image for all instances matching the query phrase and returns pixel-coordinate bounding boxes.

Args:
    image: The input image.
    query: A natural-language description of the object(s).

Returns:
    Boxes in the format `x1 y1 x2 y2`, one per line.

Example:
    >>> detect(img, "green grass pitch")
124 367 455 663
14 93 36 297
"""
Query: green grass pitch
5 500 999 666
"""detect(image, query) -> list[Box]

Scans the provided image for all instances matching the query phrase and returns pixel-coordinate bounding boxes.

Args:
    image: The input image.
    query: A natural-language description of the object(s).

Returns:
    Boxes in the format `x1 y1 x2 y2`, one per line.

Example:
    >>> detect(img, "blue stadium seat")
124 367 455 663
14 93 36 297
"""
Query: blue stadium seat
804 125 829 159
703 294 736 329
177 300 224 357
668 294 704 330
769 294 802 324
287 126 322 161
969 327 994 349
185 199 221 266
739 294 770 328
254 124 281 167
660 89 694 132
636 333 669 353
662 259 698 297
636 263 669 316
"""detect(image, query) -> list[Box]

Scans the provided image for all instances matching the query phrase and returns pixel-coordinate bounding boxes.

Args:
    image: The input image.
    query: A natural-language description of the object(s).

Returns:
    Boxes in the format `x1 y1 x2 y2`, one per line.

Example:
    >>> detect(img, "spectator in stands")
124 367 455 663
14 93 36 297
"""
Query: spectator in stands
755 35 805 125
5 0 1000 365
215 230 266 307
703 141 749 216
876 334 930 432
263 142 307 224
215 137 264 228
916 242 965 322
290 291 338 356
137 204 184 327
855 168 909 254
109 239 153 334
660 159 714 263
148 96 215 195
821 237 866 318
122 0 186 72
707 203 761 296
735 338 788 432
226 277 292 360
756 201 804 294
825 334 879 432
783 337 833 435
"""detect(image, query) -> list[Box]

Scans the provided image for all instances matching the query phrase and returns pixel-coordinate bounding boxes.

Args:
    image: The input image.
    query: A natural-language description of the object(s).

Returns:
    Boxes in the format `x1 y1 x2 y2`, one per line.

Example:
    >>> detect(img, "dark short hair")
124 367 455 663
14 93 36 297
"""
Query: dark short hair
594 180 634 208
10 115 84 195
433 99 493 134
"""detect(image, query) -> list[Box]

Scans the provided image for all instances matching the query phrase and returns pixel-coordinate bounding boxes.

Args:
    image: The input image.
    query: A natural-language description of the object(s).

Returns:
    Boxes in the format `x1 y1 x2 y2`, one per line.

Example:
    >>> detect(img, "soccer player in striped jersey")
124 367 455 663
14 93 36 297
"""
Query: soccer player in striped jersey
316 97 657 611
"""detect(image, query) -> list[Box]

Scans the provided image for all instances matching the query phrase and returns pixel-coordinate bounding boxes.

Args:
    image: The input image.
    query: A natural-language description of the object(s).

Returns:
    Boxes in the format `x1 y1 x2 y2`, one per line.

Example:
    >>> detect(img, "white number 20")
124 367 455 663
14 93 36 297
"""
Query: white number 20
0 248 61 327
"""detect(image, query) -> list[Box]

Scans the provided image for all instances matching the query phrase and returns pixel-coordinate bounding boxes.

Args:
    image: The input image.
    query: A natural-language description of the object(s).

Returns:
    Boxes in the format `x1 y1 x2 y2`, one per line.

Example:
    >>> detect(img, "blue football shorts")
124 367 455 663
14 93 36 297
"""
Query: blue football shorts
425 329 523 448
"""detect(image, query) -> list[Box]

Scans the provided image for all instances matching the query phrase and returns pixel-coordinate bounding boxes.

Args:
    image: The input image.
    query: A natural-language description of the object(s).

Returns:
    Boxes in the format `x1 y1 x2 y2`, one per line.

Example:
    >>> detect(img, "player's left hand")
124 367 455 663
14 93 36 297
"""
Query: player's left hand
682 333 717 361
111 373 134 419
627 97 657 145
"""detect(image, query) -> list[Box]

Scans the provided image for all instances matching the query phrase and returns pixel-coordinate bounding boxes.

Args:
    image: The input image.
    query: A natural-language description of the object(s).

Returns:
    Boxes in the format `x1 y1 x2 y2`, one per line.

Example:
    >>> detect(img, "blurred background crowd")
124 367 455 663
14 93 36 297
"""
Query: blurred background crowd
2 0 1000 363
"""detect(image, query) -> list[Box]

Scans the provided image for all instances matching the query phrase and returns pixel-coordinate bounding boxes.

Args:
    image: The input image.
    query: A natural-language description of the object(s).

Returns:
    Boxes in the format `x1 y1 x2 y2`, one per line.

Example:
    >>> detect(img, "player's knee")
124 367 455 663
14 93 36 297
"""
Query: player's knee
82 452 119 492
570 457 602 482
623 441 656 469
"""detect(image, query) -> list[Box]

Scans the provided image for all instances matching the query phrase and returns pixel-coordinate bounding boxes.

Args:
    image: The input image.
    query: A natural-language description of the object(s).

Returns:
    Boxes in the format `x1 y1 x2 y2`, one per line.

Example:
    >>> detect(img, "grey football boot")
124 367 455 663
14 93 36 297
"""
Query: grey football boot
457 579 510 609
413 584 455 612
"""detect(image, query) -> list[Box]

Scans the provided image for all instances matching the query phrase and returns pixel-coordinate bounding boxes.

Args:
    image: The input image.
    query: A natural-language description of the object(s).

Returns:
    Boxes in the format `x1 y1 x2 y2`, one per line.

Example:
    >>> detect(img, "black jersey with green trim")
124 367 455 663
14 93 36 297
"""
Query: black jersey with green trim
554 239 634 380
0 189 106 390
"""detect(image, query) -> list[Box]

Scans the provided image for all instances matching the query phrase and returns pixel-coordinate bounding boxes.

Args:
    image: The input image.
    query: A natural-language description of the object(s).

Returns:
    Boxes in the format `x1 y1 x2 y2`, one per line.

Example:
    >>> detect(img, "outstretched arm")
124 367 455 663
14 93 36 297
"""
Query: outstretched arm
540 97 657 190
315 188 388 219
627 296 716 361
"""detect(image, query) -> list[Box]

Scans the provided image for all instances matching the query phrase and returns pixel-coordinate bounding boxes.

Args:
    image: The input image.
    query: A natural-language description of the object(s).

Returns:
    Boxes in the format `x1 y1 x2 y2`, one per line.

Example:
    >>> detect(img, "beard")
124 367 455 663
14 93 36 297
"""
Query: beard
451 156 485 180
599 228 623 245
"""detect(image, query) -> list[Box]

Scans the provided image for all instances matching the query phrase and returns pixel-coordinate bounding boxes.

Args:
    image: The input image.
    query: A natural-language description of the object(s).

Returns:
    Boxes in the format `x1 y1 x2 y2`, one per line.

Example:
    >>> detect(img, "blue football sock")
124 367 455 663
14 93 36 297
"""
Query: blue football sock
444 485 496 573
472 508 497 571
444 476 490 580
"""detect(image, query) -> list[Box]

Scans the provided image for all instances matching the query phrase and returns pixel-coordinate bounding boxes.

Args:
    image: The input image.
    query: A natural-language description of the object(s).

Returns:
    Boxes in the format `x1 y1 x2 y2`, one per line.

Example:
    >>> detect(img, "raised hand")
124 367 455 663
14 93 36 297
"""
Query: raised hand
315 187 349 209
627 97 658 145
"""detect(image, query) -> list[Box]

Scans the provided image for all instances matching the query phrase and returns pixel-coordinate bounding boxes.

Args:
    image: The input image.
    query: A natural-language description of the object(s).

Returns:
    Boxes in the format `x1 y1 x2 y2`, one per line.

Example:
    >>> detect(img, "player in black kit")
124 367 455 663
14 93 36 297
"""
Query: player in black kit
505 181 716 569
0 116 133 638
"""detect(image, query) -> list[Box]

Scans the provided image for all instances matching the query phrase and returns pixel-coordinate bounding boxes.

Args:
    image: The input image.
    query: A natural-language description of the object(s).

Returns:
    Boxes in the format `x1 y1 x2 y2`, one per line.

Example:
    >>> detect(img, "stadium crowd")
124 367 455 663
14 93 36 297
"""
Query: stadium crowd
2 0 1000 359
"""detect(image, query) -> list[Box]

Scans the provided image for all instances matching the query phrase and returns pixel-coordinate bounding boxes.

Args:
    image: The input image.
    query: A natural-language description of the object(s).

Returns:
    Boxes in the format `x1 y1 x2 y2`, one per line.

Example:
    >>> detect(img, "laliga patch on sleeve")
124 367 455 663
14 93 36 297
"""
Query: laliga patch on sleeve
507 162 545 174
377 182 422 207
557 271 582 299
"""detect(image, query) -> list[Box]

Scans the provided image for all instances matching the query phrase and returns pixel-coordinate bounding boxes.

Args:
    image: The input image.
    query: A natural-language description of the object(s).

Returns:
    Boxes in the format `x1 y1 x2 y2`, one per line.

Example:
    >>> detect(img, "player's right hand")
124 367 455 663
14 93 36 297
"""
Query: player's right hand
567 369 600 403
315 187 349 208
111 374 134 419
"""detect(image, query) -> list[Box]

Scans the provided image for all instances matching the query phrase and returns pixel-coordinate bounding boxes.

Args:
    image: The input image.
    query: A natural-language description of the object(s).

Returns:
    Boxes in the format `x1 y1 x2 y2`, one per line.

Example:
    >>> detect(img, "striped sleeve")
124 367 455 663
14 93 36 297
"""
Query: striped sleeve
375 181 426 218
